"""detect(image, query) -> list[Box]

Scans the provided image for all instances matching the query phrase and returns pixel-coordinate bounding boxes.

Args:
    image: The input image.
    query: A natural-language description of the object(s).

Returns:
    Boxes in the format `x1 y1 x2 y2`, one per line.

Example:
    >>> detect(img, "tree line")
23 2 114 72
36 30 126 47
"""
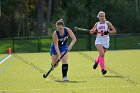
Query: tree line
0 0 140 37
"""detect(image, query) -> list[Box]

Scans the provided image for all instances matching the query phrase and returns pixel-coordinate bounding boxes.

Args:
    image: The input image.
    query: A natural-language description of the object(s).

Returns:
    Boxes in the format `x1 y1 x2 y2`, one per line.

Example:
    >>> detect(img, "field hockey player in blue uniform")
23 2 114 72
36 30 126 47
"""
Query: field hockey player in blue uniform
50 19 76 81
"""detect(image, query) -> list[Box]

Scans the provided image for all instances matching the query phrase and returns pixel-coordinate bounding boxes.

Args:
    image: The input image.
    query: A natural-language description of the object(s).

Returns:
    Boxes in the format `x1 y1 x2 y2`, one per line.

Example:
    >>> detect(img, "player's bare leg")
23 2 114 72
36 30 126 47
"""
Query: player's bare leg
51 55 58 70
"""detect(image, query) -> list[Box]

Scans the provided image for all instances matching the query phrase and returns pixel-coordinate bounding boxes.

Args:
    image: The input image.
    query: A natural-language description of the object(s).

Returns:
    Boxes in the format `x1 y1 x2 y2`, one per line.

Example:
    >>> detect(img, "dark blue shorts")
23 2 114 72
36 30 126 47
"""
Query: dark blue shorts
50 44 68 56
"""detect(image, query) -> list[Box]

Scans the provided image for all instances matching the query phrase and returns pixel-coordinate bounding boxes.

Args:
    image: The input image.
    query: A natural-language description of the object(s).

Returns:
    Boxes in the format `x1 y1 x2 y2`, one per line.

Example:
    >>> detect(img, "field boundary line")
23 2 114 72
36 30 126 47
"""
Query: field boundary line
0 55 11 64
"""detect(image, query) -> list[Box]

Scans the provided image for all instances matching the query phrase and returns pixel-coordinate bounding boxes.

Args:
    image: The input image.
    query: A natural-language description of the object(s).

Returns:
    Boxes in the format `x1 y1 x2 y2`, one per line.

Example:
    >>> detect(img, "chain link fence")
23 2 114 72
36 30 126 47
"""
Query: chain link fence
0 34 140 54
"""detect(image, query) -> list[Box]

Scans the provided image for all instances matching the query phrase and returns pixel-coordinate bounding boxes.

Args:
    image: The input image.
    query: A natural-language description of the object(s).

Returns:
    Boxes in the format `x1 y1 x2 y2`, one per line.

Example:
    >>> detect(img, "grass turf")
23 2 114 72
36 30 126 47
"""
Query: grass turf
0 50 140 93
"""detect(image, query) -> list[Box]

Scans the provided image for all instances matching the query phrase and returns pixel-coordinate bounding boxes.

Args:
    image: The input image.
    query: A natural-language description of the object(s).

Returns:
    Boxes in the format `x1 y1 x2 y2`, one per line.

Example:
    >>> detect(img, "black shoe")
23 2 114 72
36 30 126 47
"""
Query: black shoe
93 61 98 69
102 69 107 75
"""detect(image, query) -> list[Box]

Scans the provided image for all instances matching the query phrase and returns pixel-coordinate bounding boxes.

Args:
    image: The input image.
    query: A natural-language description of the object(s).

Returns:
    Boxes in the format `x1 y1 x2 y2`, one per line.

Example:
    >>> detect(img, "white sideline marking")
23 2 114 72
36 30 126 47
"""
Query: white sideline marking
0 55 11 64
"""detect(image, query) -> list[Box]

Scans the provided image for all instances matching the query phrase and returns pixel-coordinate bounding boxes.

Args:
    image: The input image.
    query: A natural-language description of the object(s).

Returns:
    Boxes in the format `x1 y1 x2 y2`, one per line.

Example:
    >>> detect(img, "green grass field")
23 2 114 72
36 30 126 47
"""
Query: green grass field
0 50 140 93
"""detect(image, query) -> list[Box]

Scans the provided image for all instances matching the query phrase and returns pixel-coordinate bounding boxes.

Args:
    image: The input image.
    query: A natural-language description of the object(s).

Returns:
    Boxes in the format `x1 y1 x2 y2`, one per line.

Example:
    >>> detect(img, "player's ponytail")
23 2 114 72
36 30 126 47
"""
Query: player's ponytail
56 19 64 26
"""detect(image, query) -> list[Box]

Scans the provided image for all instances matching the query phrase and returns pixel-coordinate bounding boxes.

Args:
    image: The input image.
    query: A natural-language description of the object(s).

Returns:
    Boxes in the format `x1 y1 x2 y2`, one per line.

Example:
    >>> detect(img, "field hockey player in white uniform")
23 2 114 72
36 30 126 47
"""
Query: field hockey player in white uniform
90 11 116 75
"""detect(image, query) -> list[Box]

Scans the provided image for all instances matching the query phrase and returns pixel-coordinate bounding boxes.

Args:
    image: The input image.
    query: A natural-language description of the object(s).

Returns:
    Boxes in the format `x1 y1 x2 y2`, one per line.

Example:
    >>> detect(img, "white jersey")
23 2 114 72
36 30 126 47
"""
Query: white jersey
95 21 110 48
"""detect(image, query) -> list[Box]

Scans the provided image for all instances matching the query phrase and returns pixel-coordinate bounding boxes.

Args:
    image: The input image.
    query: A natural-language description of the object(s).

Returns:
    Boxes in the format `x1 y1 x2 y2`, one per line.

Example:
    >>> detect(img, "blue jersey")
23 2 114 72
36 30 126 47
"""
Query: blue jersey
50 27 69 56
55 27 68 46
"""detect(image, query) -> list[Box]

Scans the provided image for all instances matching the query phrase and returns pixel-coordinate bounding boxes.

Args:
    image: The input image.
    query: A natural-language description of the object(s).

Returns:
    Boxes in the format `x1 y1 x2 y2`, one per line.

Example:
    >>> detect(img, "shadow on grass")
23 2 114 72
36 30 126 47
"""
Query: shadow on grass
55 80 87 83
103 75 124 78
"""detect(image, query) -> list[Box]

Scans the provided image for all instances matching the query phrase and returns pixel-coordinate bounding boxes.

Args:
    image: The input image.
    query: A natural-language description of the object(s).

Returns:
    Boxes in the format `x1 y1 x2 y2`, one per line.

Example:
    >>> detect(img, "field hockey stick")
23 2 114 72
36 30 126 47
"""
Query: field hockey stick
74 27 104 34
43 50 68 78
74 27 90 32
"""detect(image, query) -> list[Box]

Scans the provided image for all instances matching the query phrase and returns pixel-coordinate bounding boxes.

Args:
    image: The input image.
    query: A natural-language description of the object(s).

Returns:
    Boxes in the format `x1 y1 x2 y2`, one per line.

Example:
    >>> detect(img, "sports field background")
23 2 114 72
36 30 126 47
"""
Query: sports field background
0 34 140 53
0 50 140 93
1 1 140 93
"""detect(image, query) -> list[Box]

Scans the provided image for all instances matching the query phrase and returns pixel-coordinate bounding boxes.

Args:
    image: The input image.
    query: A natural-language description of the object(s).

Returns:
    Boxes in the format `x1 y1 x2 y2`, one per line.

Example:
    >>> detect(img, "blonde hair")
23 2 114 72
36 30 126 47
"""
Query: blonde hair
97 11 105 18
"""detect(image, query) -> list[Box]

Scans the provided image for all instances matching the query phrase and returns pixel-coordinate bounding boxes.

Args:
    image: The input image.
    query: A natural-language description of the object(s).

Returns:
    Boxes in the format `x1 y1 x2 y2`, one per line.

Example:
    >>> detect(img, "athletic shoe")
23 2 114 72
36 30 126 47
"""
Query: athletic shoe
102 69 107 75
93 60 98 69
62 77 69 82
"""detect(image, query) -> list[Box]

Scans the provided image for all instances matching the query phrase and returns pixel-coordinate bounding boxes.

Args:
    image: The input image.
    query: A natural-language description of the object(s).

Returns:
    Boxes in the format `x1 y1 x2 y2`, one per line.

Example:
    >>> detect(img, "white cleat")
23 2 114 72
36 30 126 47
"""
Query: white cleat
62 77 69 82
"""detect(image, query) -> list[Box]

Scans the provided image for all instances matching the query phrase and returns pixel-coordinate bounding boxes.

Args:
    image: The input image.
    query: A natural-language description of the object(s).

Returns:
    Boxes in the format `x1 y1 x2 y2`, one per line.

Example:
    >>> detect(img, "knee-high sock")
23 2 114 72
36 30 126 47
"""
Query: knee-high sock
62 64 68 77
99 57 105 70
95 57 100 64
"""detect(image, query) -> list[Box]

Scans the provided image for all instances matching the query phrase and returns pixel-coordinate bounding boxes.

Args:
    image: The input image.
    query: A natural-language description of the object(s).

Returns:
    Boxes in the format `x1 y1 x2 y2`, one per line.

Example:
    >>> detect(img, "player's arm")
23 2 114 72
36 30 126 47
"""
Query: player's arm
52 32 61 59
107 21 116 34
90 22 98 34
67 28 76 51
